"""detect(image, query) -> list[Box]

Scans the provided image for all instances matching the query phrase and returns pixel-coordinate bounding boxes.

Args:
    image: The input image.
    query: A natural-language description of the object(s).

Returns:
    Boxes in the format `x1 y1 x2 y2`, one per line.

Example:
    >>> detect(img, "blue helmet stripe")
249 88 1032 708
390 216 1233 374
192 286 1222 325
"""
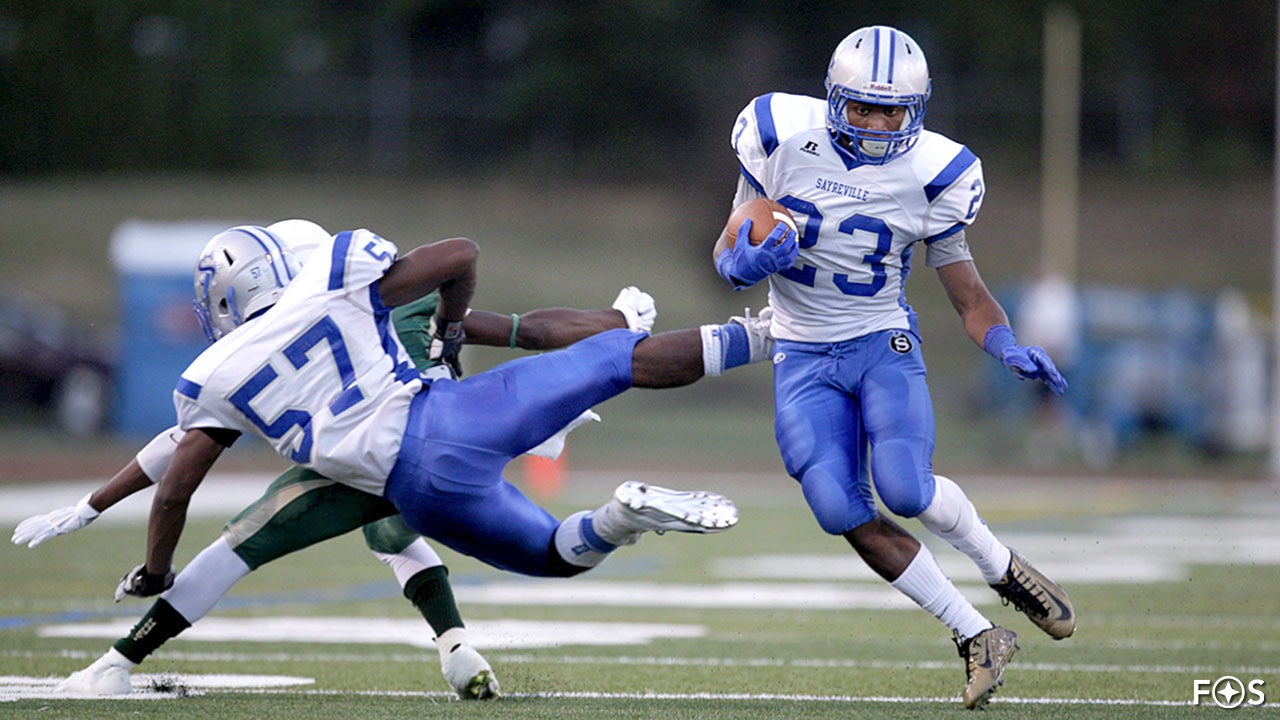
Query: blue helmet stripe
886 28 896 84
872 28 881 81
235 226 294 287
257 227 297 281
924 146 977 202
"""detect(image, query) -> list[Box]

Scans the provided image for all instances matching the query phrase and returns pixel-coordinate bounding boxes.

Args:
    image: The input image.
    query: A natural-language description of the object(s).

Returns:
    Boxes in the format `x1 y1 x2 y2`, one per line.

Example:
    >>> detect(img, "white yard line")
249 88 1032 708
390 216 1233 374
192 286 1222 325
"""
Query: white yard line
8 647 1279 677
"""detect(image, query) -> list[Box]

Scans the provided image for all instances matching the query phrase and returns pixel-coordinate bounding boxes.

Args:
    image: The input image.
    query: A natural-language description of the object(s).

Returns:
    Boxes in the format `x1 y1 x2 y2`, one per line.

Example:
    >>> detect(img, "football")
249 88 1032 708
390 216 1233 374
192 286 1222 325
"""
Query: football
723 197 797 247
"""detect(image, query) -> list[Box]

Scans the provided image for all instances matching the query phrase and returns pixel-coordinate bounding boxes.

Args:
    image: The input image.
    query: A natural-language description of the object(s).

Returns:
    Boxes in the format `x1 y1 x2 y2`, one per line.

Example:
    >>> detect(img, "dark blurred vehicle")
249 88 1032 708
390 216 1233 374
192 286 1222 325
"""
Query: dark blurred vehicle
0 286 115 436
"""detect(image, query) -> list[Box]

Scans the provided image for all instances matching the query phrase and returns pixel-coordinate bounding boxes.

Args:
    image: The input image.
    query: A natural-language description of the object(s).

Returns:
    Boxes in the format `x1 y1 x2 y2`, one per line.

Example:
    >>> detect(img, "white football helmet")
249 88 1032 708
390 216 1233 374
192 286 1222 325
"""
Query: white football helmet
193 225 301 342
825 25 931 165
265 218 331 265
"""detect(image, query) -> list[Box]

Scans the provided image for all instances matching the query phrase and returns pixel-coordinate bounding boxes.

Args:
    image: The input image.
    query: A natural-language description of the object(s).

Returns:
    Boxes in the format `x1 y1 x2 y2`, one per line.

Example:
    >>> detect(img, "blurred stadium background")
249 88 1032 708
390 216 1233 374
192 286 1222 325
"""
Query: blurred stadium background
0 1 1275 480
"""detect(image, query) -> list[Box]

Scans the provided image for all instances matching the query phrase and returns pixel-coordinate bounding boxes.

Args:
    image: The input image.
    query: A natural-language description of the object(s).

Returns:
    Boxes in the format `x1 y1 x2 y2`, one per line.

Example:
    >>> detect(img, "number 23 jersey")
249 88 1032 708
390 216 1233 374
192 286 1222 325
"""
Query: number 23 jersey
174 230 423 496
732 92 985 343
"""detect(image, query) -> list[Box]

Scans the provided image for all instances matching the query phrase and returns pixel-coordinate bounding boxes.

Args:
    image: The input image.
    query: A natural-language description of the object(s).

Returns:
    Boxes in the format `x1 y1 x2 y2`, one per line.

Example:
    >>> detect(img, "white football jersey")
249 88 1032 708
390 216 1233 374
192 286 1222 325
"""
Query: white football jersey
732 92 983 343
174 229 422 495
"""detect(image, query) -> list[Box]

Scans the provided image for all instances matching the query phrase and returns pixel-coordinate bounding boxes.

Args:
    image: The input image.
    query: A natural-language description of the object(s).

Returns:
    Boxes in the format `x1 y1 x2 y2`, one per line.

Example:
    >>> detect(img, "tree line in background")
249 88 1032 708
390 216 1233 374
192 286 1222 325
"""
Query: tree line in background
0 1 1272 186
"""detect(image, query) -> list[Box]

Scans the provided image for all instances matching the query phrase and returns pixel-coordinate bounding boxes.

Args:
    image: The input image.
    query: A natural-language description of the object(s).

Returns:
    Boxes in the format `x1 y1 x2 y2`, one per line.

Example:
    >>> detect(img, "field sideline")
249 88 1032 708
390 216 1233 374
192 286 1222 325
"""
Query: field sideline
2 471 1279 718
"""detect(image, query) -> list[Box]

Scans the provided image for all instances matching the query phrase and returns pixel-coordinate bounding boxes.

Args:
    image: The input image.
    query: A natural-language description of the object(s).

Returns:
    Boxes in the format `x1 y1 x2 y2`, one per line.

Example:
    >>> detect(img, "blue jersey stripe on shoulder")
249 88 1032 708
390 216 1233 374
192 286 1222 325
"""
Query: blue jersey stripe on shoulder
329 231 353 291
753 93 780 157
923 147 977 203
176 377 202 400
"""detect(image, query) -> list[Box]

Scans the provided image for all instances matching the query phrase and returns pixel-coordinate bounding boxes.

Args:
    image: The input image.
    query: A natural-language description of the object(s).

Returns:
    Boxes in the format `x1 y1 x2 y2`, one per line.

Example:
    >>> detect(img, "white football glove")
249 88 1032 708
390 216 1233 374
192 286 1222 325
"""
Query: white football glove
612 286 657 333
12 492 99 548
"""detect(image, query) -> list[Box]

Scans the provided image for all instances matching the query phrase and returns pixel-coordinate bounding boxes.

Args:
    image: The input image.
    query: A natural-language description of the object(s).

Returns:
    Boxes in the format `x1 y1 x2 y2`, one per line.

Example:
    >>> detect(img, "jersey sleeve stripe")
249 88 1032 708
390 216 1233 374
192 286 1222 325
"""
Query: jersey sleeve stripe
739 163 766 195
753 93 780 157
924 222 966 244
923 146 977 202
328 231 353 291
176 377 202 400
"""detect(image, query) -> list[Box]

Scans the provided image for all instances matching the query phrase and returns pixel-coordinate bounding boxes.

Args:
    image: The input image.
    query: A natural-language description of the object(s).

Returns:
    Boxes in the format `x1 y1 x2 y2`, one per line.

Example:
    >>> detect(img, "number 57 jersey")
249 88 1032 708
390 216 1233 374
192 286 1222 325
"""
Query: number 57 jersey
732 92 985 343
174 230 423 496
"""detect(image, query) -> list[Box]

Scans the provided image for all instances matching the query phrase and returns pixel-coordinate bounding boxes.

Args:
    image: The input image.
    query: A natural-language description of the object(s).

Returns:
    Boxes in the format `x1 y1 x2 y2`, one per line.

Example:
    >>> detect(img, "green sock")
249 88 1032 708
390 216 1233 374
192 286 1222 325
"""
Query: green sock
112 599 192 665
403 566 464 637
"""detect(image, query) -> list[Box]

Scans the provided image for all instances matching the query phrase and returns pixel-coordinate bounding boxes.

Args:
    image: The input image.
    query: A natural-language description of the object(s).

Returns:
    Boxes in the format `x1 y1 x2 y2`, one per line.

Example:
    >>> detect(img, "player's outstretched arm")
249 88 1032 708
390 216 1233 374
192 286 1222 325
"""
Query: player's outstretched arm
11 426 182 548
937 260 1068 394
12 492 102 549
119 428 228 600
463 288 657 351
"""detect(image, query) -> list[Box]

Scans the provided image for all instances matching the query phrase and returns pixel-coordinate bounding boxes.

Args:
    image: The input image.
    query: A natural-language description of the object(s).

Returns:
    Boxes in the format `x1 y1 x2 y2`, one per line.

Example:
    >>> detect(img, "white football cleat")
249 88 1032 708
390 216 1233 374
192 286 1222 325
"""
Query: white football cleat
609 481 739 538
55 649 133 695
441 644 500 700
729 306 774 364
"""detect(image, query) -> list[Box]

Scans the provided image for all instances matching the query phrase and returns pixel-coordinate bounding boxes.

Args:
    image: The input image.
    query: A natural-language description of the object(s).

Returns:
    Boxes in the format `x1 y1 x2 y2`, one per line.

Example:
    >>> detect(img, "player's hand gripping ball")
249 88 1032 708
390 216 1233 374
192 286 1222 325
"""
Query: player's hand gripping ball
716 198 799 289
726 198 798 247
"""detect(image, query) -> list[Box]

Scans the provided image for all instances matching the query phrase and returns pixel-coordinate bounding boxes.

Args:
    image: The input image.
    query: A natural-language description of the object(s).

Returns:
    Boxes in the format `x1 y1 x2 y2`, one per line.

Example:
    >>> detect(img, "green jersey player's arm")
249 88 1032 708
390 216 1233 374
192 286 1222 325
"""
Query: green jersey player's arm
393 292 642 362
463 308 630 351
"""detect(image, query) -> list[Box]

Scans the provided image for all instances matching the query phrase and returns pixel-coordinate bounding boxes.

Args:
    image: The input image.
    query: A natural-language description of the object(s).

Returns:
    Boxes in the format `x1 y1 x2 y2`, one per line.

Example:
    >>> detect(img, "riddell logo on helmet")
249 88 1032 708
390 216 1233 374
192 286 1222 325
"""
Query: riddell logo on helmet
866 82 894 91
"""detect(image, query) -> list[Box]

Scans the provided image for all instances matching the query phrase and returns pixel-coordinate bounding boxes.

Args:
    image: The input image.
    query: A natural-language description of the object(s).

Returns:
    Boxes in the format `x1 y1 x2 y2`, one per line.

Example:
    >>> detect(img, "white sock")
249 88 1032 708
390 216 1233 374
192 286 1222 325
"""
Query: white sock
552 510 617 569
101 647 136 670
699 324 727 376
161 536 251 622
371 538 444 588
890 544 992 641
916 475 1012 585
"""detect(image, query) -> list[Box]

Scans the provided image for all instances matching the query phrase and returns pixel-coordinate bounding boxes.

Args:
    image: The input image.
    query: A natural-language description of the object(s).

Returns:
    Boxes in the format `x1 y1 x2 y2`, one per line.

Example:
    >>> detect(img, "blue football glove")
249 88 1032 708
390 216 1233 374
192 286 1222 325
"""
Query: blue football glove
984 324 1068 395
715 218 799 290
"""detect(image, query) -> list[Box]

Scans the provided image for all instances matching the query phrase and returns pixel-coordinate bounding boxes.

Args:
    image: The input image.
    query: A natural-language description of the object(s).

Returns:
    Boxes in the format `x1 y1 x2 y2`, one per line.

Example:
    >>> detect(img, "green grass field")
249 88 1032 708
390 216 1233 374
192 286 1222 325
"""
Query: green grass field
1 175 1277 716
3 470 1279 718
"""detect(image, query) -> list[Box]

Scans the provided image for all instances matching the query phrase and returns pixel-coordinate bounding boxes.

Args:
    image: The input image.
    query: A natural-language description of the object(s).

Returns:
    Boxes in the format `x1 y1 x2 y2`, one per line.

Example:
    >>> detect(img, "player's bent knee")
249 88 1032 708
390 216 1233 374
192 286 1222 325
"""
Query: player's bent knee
869 439 933 518
877 481 931 518
800 467 873 535
361 516 421 555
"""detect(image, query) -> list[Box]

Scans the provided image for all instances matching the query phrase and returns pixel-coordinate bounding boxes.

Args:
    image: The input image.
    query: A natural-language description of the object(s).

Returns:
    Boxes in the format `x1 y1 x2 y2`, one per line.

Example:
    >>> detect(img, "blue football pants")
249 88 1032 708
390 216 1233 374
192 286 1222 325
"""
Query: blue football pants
385 328 643 575
772 330 937 535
